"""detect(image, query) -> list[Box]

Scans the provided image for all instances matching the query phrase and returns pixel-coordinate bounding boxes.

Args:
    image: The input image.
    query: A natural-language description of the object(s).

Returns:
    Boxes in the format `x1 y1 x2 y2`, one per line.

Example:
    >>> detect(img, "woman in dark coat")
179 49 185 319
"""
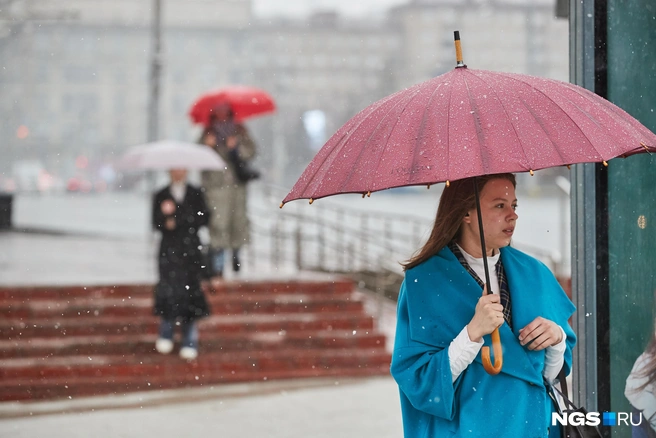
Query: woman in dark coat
152 168 210 360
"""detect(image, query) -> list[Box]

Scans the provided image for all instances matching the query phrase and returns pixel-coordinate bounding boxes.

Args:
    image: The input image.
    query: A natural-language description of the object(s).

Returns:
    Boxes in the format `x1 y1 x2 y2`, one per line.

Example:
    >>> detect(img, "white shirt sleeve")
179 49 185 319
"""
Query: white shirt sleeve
543 326 567 383
448 326 484 383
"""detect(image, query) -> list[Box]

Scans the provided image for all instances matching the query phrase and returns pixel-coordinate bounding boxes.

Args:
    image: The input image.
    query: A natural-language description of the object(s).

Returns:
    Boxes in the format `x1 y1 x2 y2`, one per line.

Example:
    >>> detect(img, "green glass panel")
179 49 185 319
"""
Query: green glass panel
607 1 656 436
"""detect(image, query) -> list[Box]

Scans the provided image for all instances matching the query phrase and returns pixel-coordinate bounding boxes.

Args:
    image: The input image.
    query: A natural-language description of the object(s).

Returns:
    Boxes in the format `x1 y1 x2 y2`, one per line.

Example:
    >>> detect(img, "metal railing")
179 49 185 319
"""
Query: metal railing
245 183 562 301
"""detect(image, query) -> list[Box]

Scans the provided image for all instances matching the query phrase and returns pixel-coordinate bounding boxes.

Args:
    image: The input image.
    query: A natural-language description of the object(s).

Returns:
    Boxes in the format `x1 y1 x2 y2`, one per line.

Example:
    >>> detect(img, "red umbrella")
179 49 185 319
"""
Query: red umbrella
282 32 656 375
189 85 276 126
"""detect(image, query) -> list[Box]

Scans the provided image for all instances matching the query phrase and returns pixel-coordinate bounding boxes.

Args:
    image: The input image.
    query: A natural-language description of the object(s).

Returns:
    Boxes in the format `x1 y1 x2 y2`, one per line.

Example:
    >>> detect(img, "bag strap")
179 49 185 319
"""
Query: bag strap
558 368 568 398
552 368 580 411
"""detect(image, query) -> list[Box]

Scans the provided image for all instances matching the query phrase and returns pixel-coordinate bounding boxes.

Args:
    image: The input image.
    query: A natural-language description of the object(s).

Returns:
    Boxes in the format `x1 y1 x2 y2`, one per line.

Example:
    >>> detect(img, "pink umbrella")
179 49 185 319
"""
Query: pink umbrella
282 55 655 205
282 32 656 375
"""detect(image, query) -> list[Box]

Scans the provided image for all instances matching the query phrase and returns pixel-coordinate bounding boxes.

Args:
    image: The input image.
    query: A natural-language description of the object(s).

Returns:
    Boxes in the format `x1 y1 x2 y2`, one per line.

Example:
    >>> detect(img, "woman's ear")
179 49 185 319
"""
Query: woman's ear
463 211 471 224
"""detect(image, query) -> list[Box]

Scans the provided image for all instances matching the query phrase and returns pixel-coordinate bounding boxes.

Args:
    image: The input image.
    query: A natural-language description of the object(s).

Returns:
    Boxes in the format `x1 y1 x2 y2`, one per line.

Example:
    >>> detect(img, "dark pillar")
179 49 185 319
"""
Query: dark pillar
0 193 12 229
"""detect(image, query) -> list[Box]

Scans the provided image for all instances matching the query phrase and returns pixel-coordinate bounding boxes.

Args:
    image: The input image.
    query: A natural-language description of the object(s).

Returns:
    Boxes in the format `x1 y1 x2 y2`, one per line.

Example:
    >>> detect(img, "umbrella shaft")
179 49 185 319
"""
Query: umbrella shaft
473 177 493 294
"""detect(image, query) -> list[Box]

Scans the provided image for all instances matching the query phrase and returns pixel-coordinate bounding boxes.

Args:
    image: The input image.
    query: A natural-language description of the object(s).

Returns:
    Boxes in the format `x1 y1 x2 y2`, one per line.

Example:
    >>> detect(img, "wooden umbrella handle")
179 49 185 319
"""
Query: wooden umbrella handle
482 327 503 375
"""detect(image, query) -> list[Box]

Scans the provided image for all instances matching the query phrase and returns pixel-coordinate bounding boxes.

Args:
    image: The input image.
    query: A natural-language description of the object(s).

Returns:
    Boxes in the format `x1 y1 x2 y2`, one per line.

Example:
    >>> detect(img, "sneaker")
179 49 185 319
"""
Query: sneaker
155 338 174 354
179 346 198 361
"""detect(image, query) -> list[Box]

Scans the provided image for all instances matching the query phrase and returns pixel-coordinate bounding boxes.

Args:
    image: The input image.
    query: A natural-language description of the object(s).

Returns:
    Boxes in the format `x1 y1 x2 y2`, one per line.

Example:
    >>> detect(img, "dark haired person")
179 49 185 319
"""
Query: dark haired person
152 168 211 360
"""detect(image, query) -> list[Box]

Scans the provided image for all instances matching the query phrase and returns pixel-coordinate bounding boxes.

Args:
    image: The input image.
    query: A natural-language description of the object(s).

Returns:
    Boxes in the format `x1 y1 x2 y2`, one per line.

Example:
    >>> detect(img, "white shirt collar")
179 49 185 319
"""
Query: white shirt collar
169 181 186 203
455 242 501 294
456 242 501 266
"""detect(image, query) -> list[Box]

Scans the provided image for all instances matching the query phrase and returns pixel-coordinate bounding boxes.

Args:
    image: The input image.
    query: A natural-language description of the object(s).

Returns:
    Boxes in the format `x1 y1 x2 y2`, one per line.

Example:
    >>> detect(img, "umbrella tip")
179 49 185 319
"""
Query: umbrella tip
309 198 314 205
602 161 608 167
529 169 534 176
367 191 371 198
446 180 450 187
640 141 653 154
453 30 466 68
279 202 285 209
427 184 431 189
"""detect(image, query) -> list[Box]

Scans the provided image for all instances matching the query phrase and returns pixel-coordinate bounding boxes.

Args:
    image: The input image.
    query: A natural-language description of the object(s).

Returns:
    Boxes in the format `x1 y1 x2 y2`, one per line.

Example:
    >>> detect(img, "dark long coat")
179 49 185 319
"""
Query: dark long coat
152 184 210 322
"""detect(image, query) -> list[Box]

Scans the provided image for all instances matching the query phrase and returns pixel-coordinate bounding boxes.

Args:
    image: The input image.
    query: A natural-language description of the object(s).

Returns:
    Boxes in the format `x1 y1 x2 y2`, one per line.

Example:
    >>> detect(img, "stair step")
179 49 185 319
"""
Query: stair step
0 312 375 339
0 363 392 401
0 348 392 380
0 294 364 319
0 278 391 402
0 279 355 301
0 330 386 359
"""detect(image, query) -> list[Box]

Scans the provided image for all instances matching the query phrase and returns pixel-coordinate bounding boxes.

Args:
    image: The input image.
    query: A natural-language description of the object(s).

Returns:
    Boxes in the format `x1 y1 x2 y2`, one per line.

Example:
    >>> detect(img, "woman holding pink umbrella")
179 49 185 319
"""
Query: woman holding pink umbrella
390 173 576 437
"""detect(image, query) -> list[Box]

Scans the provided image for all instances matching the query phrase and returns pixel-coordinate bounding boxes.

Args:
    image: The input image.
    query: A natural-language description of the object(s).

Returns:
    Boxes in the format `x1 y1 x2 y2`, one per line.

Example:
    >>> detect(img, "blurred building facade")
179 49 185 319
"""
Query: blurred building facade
0 0 567 191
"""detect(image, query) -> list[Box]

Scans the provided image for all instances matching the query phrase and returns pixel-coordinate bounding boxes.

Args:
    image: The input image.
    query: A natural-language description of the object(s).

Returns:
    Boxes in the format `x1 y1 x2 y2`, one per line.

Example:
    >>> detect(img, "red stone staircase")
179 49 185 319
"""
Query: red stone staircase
0 278 391 401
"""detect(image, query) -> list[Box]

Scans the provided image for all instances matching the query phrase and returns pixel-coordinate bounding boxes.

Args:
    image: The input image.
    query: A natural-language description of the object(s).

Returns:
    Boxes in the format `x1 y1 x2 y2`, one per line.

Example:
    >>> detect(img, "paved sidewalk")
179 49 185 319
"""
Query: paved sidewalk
0 376 403 438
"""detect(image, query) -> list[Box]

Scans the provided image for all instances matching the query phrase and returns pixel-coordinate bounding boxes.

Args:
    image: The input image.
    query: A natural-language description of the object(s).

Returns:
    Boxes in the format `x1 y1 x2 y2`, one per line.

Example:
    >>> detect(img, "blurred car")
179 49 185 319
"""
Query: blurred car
66 177 93 193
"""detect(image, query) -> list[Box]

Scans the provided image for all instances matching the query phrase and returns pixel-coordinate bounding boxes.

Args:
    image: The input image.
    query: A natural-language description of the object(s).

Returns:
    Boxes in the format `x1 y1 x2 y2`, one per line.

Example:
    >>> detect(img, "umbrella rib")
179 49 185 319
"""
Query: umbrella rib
491 73 609 162
445 77 453 182
553 81 650 156
411 82 447 185
463 74 493 174
469 72 534 170
479 73 566 166
531 83 614 161
516 95 567 165
340 87 425 192
293 92 399 197
335 94 403 191
511 76 604 159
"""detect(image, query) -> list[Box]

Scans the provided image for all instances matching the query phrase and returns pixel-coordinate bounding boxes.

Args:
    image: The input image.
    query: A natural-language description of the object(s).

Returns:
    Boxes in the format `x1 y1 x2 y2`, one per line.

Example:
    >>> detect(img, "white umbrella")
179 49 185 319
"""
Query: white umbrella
117 140 226 170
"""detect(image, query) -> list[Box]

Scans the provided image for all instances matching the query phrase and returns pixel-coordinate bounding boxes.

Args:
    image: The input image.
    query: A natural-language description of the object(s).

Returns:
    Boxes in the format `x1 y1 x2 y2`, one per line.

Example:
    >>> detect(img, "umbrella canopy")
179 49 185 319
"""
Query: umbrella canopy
189 85 276 126
117 140 226 170
282 67 656 204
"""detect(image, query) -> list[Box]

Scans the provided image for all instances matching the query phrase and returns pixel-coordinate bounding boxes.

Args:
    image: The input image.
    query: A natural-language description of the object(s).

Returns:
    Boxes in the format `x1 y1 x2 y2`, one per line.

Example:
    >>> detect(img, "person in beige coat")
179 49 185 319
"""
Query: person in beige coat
200 103 258 286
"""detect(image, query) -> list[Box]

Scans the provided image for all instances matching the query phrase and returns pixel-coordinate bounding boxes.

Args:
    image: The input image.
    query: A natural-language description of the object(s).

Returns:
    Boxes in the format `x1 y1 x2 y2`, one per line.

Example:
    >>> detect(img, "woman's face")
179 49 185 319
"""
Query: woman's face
203 132 217 147
464 178 518 253
169 168 187 183
212 105 231 121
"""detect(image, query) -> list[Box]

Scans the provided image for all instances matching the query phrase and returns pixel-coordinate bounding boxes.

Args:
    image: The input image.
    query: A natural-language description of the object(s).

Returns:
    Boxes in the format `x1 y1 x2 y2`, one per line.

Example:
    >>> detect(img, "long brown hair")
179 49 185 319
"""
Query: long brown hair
634 333 656 394
402 173 516 271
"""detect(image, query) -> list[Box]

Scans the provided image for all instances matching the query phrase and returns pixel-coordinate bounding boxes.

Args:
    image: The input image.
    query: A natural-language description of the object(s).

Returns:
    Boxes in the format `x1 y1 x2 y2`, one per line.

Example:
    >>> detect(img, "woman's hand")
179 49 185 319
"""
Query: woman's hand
164 218 176 230
161 199 176 215
226 136 238 149
467 286 505 342
518 317 563 350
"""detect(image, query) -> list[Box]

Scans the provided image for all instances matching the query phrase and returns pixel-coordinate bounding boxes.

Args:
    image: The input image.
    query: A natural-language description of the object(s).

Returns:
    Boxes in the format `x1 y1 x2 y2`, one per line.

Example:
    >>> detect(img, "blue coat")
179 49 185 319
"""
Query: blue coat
391 246 576 438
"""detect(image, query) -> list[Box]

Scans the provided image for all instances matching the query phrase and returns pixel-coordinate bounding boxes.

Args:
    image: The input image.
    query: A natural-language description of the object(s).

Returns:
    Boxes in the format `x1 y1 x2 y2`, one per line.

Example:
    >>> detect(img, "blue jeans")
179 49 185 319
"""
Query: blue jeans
209 247 226 276
209 247 241 276
158 319 198 349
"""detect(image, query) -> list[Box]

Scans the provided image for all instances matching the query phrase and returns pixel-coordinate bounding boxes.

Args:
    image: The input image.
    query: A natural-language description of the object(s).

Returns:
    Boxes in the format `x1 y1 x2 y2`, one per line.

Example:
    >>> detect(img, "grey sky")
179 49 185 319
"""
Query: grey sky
251 0 410 19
